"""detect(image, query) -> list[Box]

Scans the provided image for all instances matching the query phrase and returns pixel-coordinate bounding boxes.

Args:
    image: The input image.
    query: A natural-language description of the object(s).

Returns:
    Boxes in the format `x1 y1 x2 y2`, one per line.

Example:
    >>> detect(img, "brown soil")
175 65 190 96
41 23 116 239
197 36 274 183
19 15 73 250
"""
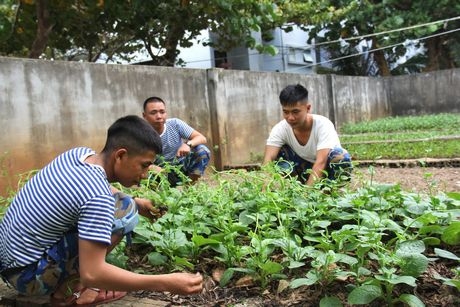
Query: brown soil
351 166 460 194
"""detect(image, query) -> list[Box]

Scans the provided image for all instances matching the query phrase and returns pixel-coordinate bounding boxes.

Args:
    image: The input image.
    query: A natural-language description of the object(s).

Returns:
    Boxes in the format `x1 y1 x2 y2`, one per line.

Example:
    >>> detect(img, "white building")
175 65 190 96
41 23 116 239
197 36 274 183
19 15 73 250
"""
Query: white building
176 25 318 75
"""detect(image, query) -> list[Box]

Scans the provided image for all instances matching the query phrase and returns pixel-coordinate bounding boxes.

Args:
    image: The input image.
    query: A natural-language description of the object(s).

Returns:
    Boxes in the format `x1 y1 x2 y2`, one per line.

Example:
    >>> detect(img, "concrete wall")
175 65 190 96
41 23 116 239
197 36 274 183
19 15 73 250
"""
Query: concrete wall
0 57 210 194
332 75 390 125
386 69 460 115
208 69 331 168
1 56 458 195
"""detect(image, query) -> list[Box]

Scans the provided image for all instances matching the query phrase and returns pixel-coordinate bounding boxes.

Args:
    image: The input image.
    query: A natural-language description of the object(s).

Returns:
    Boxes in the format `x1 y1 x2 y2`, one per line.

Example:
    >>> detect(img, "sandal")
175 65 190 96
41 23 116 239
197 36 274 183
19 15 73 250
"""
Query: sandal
50 287 127 306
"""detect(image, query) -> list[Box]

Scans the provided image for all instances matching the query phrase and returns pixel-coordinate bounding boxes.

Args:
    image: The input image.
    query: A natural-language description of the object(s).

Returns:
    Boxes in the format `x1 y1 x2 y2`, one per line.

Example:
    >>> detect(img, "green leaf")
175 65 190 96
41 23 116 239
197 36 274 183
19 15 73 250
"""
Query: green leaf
398 254 429 277
387 275 417 286
288 260 306 269
348 285 382 305
396 240 425 255
174 256 194 269
320 295 343 307
398 293 425 307
444 279 460 290
147 252 168 266
422 237 441 246
446 192 460 200
290 275 319 288
191 235 220 247
219 268 235 287
434 248 460 260
441 222 460 245
336 253 358 266
260 261 284 274
265 45 278 56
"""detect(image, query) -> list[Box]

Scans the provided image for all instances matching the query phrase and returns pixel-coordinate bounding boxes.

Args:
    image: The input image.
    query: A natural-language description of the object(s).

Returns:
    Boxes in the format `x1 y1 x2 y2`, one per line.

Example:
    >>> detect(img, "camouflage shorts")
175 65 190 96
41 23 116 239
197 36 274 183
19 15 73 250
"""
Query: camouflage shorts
276 145 353 183
1 192 138 296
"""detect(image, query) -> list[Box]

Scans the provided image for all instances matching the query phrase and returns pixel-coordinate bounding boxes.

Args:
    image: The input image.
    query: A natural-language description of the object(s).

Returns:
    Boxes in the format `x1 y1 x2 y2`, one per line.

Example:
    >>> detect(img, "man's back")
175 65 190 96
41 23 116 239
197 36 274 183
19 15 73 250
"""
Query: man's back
0 147 113 270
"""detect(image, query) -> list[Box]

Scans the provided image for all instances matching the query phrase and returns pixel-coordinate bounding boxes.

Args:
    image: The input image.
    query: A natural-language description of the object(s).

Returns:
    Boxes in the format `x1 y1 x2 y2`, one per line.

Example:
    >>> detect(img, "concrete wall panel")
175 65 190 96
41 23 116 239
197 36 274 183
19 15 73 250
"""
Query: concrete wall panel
210 69 331 166
387 70 460 115
332 75 390 127
0 56 458 195
0 57 209 194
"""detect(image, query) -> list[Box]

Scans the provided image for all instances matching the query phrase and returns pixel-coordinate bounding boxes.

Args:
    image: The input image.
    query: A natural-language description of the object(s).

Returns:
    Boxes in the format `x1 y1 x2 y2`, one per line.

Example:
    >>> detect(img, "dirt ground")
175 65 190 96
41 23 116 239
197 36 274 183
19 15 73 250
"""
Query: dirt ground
351 166 460 194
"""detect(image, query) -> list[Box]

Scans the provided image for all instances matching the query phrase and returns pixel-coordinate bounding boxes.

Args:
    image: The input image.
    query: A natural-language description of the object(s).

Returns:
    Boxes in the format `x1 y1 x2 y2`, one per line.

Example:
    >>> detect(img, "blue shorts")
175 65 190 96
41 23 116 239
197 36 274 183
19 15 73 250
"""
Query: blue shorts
1 192 138 296
155 145 211 186
276 145 353 183
175 144 211 176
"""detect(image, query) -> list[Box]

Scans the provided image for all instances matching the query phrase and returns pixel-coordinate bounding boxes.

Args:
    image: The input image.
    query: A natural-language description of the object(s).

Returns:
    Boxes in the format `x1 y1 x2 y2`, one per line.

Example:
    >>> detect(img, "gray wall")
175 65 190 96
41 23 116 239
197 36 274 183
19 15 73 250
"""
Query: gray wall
1 56 458 195
332 75 390 125
386 69 460 116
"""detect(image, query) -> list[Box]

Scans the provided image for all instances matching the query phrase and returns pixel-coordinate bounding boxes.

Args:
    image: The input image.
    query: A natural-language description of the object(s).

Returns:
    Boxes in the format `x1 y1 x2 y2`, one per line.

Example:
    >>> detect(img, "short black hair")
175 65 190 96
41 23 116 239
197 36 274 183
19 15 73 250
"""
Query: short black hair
279 84 309 106
143 96 165 111
102 115 162 155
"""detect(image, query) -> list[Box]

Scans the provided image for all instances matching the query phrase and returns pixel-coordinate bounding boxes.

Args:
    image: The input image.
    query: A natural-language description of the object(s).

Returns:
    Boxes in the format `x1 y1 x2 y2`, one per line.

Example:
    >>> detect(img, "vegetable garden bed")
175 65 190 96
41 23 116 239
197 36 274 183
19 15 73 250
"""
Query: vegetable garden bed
111 166 460 307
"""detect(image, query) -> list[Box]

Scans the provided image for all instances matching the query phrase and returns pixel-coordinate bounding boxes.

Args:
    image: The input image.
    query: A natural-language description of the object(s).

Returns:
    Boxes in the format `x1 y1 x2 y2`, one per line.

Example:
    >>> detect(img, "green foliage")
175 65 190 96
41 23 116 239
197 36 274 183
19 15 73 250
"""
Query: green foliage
277 0 460 75
113 164 460 305
340 128 458 142
1 112 459 305
0 0 285 64
340 113 460 134
0 0 17 43
340 113 460 160
346 139 459 160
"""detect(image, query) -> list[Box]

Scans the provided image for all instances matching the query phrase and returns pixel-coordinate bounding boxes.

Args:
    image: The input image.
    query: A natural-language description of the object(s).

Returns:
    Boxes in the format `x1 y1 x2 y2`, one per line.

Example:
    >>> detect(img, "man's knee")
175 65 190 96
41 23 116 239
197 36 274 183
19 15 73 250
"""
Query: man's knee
193 145 211 164
328 147 353 180
328 147 351 163
112 192 139 236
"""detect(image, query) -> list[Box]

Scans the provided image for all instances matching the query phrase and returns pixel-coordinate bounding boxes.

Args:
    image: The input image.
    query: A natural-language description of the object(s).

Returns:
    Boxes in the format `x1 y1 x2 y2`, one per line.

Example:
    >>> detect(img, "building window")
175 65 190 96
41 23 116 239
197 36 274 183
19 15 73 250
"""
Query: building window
288 47 313 64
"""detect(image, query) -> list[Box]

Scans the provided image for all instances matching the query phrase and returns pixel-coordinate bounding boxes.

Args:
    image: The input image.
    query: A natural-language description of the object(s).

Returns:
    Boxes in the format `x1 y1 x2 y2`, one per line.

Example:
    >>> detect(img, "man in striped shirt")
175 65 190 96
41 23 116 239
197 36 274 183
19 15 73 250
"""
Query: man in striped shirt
143 96 211 186
0 115 203 305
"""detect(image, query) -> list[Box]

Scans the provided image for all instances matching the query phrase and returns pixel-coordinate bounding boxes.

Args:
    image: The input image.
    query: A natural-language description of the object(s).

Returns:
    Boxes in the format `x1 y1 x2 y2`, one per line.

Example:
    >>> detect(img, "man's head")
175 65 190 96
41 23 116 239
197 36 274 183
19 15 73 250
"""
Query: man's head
102 115 162 186
279 84 311 128
279 84 309 106
142 96 167 133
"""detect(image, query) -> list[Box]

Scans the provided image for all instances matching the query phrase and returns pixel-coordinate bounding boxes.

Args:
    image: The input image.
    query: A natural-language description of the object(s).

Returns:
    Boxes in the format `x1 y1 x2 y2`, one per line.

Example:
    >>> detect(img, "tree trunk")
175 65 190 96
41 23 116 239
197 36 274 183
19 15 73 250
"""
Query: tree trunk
423 36 455 72
144 28 184 66
371 38 392 76
28 0 53 58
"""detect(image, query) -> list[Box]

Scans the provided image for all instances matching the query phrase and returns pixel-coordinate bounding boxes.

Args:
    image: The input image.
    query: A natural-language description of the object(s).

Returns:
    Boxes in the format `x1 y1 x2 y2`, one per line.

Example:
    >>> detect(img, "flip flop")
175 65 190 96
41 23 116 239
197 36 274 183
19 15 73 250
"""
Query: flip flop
50 287 127 306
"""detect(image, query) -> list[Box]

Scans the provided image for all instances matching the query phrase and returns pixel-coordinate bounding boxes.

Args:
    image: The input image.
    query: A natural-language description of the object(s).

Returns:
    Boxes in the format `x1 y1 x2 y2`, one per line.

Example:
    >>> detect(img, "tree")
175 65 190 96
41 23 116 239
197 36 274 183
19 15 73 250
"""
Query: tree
0 0 284 65
277 0 460 76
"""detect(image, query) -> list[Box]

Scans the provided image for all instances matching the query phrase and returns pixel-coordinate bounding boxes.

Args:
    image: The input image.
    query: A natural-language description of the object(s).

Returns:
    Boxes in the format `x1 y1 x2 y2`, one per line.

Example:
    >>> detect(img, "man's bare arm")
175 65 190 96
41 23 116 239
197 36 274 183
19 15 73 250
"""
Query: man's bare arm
306 148 329 186
263 145 281 165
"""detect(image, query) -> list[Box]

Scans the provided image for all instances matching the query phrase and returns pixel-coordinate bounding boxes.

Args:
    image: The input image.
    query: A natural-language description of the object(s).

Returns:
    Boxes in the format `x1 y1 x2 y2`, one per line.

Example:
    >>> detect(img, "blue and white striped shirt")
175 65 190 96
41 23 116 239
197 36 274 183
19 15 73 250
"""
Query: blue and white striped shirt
160 118 194 161
0 147 114 270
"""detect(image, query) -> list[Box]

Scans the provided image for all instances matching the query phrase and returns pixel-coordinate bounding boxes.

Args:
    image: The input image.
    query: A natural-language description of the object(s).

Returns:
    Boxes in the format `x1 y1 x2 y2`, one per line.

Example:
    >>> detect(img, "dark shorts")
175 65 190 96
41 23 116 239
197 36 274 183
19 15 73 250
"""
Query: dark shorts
276 145 353 183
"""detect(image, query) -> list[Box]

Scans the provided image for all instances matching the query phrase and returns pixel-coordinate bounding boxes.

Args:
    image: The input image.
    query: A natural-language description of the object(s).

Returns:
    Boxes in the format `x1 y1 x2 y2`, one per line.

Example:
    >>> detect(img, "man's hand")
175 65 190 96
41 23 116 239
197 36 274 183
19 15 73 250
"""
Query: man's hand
149 164 164 173
161 272 204 295
176 143 191 157
134 197 167 222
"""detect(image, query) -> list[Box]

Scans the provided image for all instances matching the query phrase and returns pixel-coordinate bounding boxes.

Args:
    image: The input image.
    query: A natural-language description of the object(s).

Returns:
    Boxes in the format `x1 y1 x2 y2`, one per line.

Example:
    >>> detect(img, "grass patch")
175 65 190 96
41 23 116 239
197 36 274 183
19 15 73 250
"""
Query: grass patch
340 113 460 160
340 128 459 143
347 139 459 160
340 113 460 134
